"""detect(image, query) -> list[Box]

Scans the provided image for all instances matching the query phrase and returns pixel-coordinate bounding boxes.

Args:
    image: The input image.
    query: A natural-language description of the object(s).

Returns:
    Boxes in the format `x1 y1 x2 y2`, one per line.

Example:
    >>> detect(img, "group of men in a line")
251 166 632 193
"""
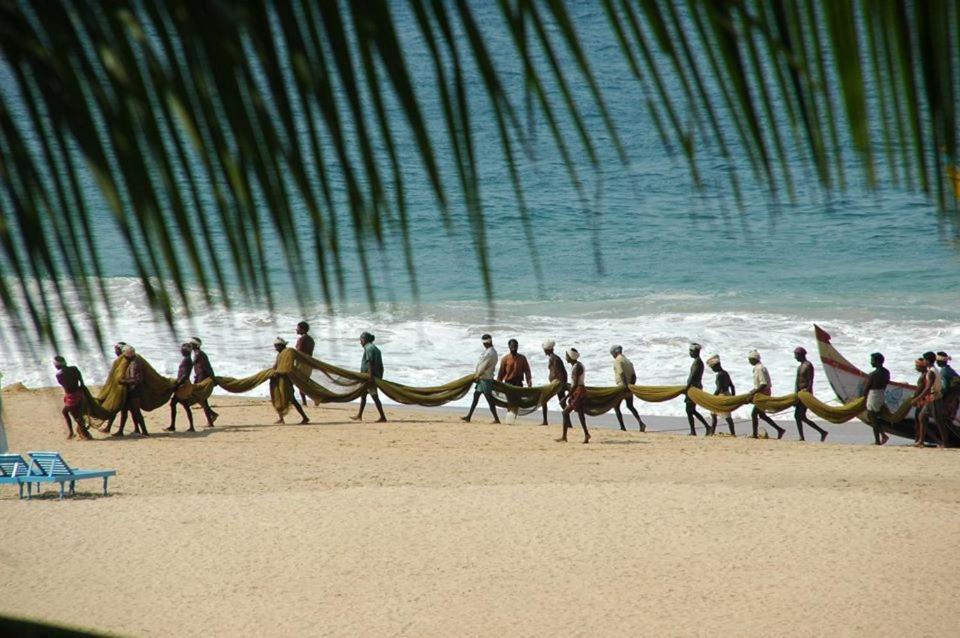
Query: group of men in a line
909 351 958 449
51 327 955 447
54 339 219 439
457 336 831 444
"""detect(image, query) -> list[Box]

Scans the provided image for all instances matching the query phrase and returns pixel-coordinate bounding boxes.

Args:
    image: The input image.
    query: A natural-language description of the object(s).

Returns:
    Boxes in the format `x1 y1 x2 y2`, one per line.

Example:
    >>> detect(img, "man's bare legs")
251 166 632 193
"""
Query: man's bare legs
62 406 91 440
540 389 566 426
867 411 888 445
462 391 500 424
165 396 195 432
199 400 218 427
557 404 589 443
751 407 785 439
794 404 828 441
685 400 709 436
352 392 387 422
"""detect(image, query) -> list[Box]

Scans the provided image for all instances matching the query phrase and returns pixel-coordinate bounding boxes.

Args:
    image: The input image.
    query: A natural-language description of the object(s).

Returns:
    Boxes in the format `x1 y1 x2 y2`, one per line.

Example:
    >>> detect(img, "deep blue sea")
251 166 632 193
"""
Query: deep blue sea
2 3 959 416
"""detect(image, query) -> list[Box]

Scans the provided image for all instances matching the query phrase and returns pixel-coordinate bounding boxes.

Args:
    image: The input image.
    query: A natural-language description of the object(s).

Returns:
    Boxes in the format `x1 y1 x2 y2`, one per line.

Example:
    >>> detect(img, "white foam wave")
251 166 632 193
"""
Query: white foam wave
1 278 955 417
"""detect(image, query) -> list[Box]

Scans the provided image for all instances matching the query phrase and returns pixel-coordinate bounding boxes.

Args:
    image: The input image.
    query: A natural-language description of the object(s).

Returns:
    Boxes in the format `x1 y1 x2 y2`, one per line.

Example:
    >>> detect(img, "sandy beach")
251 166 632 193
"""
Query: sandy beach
2 384 959 637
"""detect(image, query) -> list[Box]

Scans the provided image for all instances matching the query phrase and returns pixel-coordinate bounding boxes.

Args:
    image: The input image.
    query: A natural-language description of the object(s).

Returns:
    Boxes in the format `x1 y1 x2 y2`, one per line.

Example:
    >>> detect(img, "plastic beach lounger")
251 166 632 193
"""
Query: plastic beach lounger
25 452 117 500
0 453 34 500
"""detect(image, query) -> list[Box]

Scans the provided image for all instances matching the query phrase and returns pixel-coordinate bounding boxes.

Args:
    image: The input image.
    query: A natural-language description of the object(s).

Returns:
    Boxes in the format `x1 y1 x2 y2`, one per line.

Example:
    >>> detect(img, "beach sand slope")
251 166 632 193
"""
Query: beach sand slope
1 387 958 637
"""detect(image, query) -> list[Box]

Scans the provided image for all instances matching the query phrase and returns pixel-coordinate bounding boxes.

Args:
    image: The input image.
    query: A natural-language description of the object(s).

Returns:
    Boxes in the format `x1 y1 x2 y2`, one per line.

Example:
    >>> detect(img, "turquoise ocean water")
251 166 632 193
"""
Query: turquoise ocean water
1 4 958 415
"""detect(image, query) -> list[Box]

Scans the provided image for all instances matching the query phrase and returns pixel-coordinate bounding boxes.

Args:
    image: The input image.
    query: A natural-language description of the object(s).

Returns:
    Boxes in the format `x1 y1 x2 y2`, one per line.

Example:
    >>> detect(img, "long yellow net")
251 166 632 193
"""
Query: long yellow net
79 349 916 425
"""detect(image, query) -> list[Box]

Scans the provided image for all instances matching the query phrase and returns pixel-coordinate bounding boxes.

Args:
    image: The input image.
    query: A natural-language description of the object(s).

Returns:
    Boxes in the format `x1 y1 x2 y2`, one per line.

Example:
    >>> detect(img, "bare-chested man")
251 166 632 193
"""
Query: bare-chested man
54 356 92 440
189 337 218 427
685 343 710 436
610 345 646 432
115 345 149 437
748 350 786 439
351 332 387 423
861 352 890 446
793 347 828 441
540 340 567 426
165 343 195 432
914 352 946 448
271 337 310 425
295 321 315 406
462 334 501 424
706 354 736 436
557 349 590 444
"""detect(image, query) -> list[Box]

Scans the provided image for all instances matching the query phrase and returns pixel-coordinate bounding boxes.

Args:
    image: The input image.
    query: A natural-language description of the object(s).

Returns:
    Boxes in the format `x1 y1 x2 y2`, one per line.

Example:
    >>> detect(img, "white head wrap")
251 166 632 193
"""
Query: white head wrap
542 339 555 350
274 336 287 346
566 349 580 362
706 354 720 367
188 337 202 347
748 349 761 360
123 345 136 356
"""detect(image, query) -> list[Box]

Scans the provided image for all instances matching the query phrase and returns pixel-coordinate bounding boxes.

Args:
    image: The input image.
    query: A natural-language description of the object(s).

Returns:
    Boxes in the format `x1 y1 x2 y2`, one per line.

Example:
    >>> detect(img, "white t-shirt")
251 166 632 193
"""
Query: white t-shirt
476 347 498 380
753 363 771 390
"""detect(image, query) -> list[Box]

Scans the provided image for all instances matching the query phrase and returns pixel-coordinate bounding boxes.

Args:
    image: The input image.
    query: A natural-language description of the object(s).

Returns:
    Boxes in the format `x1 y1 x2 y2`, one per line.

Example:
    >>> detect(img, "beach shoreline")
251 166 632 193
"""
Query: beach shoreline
2 385 958 636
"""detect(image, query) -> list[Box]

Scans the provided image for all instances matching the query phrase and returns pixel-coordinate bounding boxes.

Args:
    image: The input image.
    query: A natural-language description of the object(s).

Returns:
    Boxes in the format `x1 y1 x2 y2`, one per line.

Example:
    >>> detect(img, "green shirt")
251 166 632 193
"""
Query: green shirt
361 343 384 378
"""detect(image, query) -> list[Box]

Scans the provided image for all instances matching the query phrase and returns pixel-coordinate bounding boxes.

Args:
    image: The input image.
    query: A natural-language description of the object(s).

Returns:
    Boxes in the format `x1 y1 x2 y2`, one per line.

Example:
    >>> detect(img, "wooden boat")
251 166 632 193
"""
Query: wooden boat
814 325 960 446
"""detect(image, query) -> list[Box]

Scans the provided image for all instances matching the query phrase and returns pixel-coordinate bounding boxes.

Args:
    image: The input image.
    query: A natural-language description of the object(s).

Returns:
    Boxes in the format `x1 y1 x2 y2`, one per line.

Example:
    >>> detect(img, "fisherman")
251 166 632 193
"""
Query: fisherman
793 347 828 442
914 352 946 448
295 321 316 407
271 337 310 425
747 350 786 439
190 337 219 427
557 349 590 444
684 343 710 436
610 345 646 432
540 340 567 426
352 332 387 423
706 354 736 436
54 356 92 440
497 339 532 388
936 352 958 428
165 343 196 432
462 334 501 424
861 352 890 446
99 341 126 434
115 345 148 437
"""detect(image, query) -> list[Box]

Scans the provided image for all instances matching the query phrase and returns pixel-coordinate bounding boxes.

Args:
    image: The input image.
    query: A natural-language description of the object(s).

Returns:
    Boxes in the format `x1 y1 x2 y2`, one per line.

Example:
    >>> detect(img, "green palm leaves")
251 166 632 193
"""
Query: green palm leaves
0 1 957 351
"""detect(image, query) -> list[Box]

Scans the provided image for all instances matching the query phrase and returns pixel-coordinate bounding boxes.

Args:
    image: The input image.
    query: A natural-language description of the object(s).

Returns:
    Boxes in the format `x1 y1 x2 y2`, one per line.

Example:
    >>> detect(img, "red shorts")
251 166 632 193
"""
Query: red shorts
63 390 83 409
567 385 588 411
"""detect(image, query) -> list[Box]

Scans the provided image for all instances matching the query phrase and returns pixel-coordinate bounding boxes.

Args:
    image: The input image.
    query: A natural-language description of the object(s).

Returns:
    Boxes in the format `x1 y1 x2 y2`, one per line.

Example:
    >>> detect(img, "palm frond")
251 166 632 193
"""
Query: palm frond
0 0 958 350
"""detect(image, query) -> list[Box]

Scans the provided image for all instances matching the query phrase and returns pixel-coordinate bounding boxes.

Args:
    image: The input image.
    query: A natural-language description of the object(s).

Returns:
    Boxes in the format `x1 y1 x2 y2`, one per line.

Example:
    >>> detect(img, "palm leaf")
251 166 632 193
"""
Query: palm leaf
0 0 958 351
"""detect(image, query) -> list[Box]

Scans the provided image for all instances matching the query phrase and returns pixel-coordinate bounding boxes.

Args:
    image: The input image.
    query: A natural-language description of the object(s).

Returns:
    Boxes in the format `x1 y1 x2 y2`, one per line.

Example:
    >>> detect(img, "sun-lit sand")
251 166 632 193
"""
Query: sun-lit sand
2 384 959 637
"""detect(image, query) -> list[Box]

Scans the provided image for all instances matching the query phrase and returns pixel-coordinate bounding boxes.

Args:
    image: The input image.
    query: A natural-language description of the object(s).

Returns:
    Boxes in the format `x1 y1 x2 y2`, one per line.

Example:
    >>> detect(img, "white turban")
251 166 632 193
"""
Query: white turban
274 337 287 346
188 337 202 347
123 345 136 356
542 339 555 350
706 354 720 367
748 349 760 360
566 349 580 361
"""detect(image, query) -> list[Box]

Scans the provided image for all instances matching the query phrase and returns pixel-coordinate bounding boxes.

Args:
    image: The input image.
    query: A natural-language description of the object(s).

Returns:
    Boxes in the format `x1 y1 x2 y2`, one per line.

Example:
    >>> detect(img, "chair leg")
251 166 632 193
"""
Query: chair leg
18 483 23 500
27 482 32 500
103 477 108 496
59 482 65 500
70 480 76 496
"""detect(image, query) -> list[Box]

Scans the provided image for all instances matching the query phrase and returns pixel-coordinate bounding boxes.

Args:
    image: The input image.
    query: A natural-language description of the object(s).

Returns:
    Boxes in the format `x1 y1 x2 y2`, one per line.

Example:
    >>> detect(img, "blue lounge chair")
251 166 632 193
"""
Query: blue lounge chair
0 453 33 499
25 452 117 500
